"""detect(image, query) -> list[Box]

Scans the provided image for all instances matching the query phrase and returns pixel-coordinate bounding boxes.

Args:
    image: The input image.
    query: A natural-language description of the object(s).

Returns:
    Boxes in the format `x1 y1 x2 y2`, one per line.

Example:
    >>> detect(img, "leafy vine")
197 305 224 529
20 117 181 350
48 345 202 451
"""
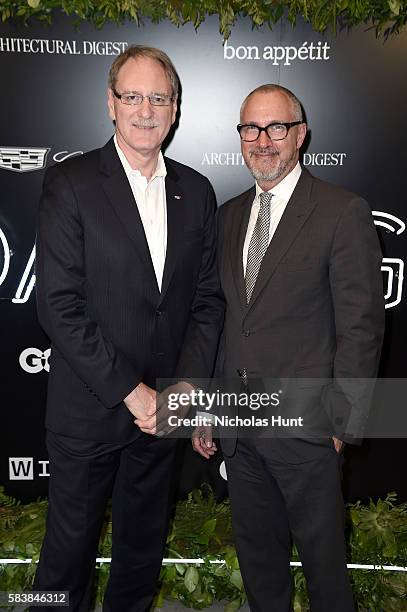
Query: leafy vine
0 1 406 39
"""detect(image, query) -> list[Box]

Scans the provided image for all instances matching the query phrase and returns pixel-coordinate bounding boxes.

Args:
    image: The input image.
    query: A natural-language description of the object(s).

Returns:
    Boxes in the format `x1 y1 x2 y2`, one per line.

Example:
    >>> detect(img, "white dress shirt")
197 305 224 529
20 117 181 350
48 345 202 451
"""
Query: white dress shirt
114 135 167 290
243 162 302 275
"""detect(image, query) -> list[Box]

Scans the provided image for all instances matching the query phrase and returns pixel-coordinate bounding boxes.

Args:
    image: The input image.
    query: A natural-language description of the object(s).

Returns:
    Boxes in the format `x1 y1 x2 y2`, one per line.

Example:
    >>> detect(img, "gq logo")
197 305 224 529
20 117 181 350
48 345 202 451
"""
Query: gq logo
19 347 51 373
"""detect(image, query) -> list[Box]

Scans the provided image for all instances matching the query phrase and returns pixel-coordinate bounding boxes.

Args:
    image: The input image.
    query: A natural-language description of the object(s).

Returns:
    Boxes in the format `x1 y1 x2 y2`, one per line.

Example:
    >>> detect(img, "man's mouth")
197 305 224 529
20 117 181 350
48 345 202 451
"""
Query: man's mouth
132 119 159 130
250 147 278 158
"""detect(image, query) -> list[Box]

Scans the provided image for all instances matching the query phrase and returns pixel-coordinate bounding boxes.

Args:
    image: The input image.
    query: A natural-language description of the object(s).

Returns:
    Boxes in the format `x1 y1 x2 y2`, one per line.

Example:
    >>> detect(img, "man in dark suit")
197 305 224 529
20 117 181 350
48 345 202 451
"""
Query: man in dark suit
193 84 384 611
33 46 224 611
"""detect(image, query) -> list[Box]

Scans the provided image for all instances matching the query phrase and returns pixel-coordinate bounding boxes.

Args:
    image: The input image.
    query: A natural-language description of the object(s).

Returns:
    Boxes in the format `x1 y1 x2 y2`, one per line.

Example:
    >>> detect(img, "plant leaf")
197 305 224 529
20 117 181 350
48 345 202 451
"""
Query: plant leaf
184 565 200 593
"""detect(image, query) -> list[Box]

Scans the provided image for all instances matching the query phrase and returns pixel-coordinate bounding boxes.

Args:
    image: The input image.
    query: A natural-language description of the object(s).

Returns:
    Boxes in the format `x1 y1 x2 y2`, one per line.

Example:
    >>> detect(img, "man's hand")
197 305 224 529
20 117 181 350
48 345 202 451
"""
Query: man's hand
332 436 344 453
192 425 217 459
135 381 194 436
124 383 156 422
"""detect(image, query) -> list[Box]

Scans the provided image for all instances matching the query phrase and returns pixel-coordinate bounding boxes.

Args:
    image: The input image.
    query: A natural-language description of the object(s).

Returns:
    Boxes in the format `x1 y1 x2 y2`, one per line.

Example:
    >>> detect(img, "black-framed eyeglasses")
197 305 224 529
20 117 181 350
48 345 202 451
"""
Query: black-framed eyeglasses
112 89 174 107
237 121 303 142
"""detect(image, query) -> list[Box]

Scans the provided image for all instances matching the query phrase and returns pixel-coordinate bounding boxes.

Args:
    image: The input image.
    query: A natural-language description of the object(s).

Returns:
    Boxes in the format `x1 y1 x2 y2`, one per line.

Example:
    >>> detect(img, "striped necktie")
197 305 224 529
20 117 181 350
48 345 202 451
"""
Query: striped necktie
245 191 272 303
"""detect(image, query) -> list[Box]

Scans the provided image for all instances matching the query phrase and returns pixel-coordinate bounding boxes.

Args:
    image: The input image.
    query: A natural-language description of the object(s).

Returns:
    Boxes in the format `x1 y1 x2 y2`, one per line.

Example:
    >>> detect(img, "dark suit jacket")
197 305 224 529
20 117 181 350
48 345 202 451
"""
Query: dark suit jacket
35 137 224 443
216 168 385 456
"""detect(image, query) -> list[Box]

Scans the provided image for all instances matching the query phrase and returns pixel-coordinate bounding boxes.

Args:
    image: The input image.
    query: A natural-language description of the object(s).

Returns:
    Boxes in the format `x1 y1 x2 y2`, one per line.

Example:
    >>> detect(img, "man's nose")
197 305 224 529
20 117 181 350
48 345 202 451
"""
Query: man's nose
137 96 153 117
257 129 272 147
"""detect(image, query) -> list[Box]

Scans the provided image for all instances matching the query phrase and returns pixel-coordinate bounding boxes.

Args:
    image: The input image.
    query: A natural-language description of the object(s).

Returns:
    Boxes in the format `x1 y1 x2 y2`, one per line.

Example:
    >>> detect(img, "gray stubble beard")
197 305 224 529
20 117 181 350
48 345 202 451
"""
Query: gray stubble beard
246 149 297 183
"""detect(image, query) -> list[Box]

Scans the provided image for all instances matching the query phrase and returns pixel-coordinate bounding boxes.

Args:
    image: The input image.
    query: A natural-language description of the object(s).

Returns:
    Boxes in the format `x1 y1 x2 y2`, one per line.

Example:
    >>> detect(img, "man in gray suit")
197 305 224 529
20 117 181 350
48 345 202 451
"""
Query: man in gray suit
193 84 384 611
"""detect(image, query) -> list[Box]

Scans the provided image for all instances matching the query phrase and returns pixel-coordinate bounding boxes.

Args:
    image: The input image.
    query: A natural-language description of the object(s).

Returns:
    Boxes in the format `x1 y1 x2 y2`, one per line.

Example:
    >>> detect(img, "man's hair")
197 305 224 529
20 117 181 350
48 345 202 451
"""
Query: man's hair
108 45 180 98
241 84 303 122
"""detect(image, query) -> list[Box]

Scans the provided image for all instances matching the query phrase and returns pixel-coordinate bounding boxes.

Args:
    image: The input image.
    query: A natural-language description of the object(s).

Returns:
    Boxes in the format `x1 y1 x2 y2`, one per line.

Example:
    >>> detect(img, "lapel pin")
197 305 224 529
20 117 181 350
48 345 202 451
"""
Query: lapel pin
174 195 182 199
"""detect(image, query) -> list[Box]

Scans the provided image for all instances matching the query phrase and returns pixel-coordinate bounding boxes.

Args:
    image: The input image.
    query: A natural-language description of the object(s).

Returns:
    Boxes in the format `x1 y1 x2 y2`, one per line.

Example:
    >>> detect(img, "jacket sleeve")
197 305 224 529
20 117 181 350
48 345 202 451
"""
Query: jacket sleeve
174 179 225 381
324 196 385 441
35 164 142 409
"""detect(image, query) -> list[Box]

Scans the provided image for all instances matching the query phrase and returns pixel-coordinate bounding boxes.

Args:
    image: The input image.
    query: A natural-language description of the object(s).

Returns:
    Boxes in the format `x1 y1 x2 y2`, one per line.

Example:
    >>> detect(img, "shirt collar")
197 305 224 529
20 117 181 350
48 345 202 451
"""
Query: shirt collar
255 161 302 202
114 134 167 180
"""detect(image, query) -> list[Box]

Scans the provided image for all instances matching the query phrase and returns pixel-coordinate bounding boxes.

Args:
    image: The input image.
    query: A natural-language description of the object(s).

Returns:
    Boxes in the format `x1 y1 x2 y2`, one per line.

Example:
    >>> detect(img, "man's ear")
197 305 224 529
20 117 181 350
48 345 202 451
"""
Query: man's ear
107 88 115 122
171 98 178 125
297 122 307 150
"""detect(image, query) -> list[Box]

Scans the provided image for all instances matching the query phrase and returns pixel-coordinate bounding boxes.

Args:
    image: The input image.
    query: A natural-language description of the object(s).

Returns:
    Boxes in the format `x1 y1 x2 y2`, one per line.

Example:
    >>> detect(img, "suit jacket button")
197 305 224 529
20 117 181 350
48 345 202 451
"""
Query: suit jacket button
156 310 163 316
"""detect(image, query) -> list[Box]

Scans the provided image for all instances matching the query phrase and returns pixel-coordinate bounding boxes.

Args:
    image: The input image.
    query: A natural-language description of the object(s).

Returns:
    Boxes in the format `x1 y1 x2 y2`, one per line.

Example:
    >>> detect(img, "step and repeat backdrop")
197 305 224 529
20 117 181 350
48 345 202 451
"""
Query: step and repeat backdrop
1 13 406 504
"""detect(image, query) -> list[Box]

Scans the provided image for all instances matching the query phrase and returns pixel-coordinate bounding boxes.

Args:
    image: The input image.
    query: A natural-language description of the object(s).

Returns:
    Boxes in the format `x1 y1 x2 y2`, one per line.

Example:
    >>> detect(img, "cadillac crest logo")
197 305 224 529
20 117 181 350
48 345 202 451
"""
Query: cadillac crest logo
0 146 50 172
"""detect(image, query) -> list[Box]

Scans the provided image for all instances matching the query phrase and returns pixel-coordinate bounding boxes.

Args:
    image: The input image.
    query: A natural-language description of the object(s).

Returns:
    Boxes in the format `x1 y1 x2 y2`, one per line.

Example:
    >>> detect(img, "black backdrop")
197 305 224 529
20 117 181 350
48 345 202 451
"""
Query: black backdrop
1 13 406 504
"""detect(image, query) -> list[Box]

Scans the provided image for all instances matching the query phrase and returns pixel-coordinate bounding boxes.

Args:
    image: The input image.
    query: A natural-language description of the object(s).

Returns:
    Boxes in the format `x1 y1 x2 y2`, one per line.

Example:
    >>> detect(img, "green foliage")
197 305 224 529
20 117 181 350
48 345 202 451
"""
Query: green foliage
1 486 407 610
347 491 407 611
0 487 46 593
0 0 406 38
152 487 245 609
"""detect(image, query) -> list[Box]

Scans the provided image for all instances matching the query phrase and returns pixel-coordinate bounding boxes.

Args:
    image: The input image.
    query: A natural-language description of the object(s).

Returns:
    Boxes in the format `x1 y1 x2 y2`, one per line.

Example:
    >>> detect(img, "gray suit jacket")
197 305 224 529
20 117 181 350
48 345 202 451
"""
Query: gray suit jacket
216 168 384 457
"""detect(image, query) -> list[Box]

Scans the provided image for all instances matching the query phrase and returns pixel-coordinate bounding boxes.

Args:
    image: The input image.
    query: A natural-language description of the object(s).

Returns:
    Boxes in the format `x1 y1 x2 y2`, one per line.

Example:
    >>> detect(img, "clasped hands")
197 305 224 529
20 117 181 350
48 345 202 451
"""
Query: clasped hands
124 381 194 436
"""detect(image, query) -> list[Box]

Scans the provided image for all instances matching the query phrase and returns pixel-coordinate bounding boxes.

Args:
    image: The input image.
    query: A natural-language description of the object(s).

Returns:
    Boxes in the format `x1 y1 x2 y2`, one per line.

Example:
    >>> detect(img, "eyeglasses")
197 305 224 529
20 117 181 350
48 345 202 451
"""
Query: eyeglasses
112 90 174 106
237 121 303 142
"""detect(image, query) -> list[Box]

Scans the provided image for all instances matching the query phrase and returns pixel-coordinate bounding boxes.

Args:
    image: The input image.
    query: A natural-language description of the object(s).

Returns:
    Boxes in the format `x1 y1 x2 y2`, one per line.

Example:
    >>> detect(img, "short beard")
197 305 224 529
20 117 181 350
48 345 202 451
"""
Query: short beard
246 147 296 183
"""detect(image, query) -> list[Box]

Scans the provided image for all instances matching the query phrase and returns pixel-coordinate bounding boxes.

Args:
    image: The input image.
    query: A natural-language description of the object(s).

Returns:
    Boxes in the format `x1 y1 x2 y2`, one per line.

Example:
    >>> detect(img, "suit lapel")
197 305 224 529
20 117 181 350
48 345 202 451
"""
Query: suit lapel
245 169 318 313
99 138 158 290
159 161 184 302
228 187 255 309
